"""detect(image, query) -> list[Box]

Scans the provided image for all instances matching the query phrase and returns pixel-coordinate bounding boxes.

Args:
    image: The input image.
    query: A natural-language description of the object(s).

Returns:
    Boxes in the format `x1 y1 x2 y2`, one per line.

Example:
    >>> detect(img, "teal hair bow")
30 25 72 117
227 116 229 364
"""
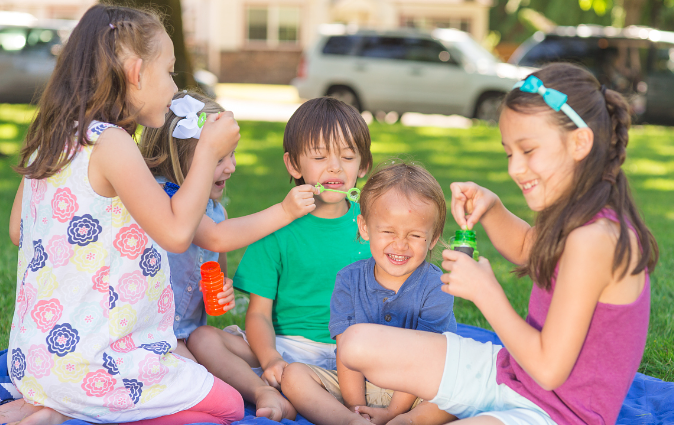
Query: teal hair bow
513 75 588 128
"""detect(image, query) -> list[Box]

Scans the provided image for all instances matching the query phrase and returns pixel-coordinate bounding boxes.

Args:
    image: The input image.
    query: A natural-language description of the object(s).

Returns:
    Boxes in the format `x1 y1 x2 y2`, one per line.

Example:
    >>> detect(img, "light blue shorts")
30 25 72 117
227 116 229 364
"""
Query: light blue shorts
429 332 557 425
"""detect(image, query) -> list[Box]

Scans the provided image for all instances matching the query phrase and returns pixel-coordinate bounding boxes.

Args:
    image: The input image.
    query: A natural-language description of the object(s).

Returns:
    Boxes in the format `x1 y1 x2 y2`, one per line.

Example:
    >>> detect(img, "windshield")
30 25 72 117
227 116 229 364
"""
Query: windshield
435 30 501 68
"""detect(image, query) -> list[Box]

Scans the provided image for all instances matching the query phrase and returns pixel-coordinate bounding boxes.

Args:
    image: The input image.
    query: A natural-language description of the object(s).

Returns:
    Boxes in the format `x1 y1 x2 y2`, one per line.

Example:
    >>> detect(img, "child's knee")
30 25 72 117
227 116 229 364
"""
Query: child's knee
187 325 220 351
280 362 313 393
339 324 372 369
212 378 245 424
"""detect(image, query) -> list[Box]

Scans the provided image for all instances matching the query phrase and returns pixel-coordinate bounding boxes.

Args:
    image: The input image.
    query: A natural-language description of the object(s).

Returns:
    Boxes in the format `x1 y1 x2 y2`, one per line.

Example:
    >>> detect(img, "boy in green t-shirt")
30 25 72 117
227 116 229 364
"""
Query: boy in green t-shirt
189 97 373 422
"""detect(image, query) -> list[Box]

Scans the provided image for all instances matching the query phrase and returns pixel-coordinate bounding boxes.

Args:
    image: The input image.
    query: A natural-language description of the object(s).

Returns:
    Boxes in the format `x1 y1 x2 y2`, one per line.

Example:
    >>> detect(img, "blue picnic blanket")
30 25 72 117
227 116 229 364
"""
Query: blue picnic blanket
1 324 673 424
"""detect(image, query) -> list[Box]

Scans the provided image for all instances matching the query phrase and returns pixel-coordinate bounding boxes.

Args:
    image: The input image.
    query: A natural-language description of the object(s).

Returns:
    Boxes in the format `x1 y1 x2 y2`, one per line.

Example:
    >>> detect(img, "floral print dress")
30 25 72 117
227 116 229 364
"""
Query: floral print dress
8 121 213 423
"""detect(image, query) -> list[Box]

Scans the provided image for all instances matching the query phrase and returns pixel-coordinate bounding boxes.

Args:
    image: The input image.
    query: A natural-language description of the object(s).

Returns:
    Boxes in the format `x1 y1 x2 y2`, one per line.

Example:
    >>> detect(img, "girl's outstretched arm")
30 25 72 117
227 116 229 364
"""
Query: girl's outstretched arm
9 178 24 246
442 222 623 390
90 113 240 253
450 181 533 265
192 185 317 253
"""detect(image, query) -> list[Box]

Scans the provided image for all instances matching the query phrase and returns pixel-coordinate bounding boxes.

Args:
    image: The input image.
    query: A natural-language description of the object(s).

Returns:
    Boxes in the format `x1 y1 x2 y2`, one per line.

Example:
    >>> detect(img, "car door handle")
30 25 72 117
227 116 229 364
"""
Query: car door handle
410 67 423 76
354 63 367 72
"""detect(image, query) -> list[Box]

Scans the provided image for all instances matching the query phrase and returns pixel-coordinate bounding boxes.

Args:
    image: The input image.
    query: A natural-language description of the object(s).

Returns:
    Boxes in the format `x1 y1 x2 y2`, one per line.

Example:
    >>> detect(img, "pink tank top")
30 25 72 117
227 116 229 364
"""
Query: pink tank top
496 209 650 425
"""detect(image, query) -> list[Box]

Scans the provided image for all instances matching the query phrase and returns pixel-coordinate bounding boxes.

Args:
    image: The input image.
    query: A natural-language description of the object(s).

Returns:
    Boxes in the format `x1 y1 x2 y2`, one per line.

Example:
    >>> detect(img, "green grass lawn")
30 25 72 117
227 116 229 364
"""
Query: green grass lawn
0 104 672 382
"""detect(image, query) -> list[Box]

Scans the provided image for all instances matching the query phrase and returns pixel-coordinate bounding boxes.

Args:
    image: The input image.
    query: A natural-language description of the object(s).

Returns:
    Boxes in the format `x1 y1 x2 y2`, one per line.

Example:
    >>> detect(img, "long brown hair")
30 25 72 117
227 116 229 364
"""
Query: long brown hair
505 63 658 289
140 91 224 184
16 4 165 180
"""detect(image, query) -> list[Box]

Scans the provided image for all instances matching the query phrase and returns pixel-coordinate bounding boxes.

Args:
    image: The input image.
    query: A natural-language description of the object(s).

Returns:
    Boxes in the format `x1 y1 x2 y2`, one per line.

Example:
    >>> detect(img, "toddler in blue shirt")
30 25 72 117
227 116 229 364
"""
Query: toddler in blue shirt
282 160 457 425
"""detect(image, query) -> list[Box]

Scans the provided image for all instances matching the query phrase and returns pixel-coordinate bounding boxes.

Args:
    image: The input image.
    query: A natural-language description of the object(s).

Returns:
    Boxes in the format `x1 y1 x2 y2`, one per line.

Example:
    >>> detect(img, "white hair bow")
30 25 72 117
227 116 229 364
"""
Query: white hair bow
170 95 206 139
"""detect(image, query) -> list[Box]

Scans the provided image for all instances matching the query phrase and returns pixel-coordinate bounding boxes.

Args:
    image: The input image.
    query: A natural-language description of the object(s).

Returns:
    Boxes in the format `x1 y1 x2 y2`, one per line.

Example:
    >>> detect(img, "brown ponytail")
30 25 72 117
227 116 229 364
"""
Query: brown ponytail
504 63 658 289
16 4 165 180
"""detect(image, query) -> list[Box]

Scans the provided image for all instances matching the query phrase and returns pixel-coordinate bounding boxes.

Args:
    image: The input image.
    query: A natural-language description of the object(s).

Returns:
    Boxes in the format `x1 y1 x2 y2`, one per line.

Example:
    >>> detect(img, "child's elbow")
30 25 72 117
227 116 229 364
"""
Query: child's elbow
535 368 570 391
159 233 194 254
9 231 19 247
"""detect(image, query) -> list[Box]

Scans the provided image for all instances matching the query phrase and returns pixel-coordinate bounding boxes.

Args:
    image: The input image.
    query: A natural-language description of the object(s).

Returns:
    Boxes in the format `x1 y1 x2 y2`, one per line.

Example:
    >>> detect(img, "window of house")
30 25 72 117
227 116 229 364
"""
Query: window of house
400 16 472 35
247 8 268 41
246 5 300 45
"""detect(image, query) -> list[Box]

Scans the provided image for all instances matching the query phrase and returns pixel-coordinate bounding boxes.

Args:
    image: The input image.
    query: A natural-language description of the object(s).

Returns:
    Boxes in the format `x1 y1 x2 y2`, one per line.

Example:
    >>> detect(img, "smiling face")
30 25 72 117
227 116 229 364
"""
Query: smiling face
210 148 237 200
128 30 178 128
358 189 439 291
284 136 367 217
500 107 579 212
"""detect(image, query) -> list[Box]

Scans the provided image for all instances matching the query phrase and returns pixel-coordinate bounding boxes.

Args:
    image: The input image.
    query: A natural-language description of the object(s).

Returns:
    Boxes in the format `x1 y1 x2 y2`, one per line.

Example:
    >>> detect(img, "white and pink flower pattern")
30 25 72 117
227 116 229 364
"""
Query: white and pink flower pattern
26 344 53 378
92 266 109 293
46 235 73 268
81 369 116 397
103 387 134 411
117 271 147 304
110 334 136 353
138 354 168 385
113 225 148 260
51 188 78 223
9 121 211 422
157 286 173 314
30 299 63 332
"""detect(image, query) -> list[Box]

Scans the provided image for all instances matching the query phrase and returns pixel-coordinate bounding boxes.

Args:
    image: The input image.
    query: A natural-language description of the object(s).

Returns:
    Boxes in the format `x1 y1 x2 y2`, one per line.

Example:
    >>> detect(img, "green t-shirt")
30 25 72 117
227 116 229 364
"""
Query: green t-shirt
234 201 371 343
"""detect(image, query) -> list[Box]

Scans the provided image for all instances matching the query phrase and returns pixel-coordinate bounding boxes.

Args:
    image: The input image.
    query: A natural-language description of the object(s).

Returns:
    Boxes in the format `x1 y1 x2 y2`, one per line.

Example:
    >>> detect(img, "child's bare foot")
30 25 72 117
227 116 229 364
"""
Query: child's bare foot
0 399 42 423
9 406 71 425
254 386 297 422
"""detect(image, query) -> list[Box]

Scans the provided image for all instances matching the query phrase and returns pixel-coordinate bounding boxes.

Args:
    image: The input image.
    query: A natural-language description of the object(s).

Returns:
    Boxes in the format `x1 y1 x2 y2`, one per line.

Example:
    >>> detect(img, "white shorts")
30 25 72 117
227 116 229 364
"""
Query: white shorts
429 332 557 425
223 325 337 375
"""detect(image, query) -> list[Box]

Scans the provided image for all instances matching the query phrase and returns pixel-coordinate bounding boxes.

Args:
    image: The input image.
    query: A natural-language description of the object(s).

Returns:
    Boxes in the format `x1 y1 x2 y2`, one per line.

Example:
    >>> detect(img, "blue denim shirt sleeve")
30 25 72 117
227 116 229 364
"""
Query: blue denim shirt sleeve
416 266 457 334
329 267 356 340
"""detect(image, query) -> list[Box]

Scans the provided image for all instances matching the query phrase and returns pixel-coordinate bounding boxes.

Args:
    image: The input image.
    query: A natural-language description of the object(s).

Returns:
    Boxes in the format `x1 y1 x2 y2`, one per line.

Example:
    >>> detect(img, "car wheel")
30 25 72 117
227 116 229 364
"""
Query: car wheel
474 92 505 124
326 86 362 112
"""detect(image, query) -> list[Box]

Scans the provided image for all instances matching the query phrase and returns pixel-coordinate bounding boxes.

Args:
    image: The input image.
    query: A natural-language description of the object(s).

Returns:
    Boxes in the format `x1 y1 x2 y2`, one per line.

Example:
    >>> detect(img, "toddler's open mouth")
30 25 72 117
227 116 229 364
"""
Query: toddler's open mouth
386 253 410 265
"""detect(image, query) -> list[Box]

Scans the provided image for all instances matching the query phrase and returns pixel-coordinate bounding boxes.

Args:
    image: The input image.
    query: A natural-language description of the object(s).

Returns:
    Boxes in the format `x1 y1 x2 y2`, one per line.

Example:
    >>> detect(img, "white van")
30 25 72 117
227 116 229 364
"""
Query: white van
292 27 534 122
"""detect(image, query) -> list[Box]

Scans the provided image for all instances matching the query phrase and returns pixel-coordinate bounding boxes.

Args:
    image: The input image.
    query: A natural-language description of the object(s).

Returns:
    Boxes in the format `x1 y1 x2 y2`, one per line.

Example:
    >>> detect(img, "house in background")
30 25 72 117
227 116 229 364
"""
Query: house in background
183 0 491 84
0 0 491 84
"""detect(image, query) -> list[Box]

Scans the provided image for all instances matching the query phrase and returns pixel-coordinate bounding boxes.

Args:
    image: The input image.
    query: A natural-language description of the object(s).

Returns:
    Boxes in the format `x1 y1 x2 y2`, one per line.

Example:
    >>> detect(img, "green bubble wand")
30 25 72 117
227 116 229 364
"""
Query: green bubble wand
314 182 361 202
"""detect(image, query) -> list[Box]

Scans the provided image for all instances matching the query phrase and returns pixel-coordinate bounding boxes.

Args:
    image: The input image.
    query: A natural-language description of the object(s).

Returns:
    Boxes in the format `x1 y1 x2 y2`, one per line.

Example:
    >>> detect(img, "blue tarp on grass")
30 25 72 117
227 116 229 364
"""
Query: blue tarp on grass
2 324 673 424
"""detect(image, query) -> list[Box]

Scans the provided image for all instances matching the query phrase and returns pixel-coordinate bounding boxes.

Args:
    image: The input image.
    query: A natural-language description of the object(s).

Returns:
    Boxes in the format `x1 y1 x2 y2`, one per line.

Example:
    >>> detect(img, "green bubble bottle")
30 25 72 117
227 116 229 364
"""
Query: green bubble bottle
449 230 479 260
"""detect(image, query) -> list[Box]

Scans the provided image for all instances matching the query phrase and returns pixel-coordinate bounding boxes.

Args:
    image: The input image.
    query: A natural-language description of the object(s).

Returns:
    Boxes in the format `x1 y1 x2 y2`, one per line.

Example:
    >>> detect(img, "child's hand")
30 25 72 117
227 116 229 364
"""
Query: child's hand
355 406 396 425
217 277 235 313
199 111 241 159
440 249 504 307
281 184 317 220
262 357 288 390
450 182 498 230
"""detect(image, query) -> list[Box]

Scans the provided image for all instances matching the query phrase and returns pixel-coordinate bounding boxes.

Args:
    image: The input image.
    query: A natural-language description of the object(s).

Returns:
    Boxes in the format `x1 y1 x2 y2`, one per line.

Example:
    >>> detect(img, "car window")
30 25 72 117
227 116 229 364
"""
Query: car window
0 27 29 53
518 37 600 69
404 38 452 63
653 44 674 75
322 35 360 56
24 28 58 56
358 36 406 60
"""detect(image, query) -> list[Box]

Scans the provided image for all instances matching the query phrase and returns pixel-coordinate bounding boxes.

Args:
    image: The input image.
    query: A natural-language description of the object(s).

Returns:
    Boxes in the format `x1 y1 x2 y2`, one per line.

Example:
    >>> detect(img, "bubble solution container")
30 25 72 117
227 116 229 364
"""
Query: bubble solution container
449 230 479 260
200 261 226 316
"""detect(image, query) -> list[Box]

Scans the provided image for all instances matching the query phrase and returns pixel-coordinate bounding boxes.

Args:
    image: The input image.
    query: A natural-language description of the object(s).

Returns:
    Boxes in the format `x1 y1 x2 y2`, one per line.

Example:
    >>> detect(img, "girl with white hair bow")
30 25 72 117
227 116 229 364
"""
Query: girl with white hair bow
140 91 318 419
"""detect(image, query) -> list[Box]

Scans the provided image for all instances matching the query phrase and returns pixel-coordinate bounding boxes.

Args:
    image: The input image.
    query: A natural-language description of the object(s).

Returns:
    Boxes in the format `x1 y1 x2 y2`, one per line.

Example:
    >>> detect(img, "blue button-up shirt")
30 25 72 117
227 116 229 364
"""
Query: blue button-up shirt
156 176 226 339
329 257 457 340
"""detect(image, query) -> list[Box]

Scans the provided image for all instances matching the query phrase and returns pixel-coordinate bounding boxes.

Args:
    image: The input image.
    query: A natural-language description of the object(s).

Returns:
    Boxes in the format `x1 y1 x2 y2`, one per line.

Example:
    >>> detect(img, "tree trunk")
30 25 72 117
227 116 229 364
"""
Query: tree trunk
623 0 647 26
103 0 196 89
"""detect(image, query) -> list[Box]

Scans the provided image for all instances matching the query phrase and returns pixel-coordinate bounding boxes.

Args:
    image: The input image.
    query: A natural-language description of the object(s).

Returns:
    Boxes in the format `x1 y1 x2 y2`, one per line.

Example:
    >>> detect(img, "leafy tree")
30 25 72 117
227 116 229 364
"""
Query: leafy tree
103 0 196 89
492 0 674 43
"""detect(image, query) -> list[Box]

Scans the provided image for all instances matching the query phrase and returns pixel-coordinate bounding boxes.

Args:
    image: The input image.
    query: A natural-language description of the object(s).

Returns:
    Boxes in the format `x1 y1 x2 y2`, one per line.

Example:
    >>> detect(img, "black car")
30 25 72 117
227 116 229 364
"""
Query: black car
510 25 674 125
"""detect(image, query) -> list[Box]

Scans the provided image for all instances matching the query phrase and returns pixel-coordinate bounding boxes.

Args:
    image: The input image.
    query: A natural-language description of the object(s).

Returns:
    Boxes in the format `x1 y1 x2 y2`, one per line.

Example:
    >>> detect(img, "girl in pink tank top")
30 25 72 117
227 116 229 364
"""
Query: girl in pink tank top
335 63 659 425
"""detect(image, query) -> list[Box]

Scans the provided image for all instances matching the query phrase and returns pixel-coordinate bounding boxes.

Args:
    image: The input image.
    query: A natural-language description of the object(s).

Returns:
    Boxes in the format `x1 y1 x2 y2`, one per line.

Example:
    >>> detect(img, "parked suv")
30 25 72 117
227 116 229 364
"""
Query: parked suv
0 12 76 103
292 27 534 121
510 25 674 125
